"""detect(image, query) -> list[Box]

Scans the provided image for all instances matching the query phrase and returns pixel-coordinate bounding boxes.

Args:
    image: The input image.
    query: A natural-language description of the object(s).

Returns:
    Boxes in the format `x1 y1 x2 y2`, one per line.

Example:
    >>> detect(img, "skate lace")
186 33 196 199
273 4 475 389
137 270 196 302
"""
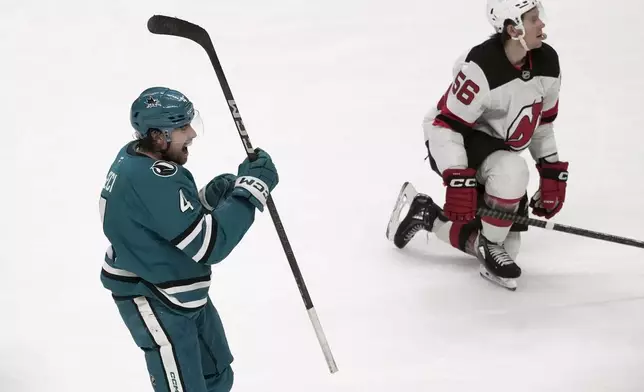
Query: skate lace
488 243 514 266
404 210 433 241
404 223 424 241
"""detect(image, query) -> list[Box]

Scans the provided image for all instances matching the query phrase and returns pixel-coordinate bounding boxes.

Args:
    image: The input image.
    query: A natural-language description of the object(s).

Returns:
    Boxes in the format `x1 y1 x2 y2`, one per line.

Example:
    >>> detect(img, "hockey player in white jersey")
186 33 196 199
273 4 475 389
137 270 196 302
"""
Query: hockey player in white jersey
387 0 569 290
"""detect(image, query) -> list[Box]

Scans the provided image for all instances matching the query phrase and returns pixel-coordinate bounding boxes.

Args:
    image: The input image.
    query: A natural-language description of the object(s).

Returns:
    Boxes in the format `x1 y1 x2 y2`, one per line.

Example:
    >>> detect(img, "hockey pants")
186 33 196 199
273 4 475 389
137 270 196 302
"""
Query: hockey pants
113 295 234 392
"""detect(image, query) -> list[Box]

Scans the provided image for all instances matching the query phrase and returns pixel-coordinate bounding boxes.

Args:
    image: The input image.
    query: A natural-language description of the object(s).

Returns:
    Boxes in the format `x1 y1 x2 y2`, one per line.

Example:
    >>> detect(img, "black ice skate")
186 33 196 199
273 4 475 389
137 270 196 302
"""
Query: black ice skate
386 182 445 249
476 233 522 291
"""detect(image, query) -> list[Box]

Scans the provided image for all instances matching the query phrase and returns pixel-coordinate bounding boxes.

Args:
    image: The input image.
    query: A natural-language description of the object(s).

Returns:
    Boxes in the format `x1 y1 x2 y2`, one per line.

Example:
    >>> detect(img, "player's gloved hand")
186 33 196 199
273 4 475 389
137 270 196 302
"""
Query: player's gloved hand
199 173 237 211
232 148 279 211
442 167 478 221
529 161 569 219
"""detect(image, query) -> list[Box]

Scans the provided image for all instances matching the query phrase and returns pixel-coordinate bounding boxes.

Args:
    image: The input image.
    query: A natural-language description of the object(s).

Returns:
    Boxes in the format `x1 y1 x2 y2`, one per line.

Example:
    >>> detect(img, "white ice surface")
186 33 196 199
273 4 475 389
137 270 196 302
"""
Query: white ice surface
3 0 644 391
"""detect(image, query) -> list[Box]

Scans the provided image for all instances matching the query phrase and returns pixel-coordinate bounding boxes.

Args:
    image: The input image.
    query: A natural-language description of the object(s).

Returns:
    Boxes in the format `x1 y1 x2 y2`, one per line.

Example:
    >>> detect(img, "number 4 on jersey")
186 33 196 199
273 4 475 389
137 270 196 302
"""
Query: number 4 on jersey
179 189 194 212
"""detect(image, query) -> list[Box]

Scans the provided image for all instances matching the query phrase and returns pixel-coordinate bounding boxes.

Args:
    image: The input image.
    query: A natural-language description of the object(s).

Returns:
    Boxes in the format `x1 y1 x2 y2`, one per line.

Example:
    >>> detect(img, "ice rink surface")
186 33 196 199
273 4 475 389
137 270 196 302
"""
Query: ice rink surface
3 0 644 390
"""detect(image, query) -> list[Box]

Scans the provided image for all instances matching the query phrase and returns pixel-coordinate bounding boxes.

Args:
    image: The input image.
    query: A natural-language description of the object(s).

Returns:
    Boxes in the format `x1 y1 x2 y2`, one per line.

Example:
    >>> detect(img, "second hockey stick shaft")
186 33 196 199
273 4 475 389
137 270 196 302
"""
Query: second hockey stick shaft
478 207 644 249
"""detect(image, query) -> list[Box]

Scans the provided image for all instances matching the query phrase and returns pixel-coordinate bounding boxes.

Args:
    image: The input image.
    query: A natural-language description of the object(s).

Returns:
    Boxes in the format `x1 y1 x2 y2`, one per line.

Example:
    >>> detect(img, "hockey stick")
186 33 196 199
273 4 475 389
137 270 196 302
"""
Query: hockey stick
477 208 644 249
146 15 338 374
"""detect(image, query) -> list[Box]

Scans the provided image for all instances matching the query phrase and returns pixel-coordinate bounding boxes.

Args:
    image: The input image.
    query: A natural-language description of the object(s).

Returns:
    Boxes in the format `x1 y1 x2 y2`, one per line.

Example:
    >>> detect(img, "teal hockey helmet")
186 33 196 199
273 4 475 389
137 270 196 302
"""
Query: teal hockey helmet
130 87 196 138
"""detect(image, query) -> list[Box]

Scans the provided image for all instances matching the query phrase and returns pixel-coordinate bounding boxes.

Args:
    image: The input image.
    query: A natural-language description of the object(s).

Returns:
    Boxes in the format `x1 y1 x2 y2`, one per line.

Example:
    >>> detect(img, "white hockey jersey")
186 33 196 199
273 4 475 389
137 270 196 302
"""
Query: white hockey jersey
423 37 561 173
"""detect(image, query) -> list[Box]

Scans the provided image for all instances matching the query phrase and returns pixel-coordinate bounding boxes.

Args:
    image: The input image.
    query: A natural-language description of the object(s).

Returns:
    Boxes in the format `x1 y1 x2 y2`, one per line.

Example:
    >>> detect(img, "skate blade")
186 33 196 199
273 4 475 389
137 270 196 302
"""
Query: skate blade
386 182 418 241
479 265 517 291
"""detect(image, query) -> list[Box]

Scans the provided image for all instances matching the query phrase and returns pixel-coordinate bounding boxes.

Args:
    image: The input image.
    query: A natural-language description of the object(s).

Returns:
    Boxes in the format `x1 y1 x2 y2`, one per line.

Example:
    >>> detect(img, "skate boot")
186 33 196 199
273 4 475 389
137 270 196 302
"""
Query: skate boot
386 182 445 249
476 233 522 291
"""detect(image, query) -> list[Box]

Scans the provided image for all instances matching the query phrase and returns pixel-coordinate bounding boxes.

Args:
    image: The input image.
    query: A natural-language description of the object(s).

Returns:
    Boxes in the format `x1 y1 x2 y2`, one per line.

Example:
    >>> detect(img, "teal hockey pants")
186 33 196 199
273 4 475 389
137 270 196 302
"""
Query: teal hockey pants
113 295 234 392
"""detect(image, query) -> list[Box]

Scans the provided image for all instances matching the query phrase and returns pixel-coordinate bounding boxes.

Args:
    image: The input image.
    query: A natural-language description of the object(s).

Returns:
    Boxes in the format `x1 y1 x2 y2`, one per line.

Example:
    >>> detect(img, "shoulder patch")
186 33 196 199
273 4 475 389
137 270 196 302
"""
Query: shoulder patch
151 160 178 177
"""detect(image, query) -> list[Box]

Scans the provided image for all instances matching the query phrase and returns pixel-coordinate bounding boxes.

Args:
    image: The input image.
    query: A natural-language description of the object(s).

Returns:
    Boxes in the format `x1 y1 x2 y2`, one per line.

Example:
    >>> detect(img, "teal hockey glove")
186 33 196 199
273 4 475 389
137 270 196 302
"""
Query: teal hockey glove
199 173 238 211
231 148 279 211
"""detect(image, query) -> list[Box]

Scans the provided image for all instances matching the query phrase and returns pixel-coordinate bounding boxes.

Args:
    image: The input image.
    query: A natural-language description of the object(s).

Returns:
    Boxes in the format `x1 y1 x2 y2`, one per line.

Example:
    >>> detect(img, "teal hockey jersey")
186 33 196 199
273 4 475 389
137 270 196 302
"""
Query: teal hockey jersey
99 141 256 311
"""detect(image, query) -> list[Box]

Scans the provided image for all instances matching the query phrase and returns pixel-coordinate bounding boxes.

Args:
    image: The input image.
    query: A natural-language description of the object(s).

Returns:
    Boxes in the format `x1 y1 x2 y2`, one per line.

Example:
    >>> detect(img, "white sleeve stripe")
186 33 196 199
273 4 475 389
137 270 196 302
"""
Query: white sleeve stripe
133 297 185 392
160 280 211 295
102 262 138 278
192 214 213 263
99 197 107 224
152 287 208 309
176 216 205 250
198 186 214 211
105 246 114 261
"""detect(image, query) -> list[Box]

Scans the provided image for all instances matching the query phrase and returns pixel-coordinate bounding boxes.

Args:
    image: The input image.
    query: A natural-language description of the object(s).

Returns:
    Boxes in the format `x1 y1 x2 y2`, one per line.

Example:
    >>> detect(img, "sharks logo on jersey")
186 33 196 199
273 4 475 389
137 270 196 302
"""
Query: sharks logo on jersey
151 160 178 177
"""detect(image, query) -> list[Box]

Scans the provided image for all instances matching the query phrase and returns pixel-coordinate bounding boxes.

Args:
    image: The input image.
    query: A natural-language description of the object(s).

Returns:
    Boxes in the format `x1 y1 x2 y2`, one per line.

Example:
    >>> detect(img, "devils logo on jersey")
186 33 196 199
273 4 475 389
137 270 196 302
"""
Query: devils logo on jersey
506 99 544 151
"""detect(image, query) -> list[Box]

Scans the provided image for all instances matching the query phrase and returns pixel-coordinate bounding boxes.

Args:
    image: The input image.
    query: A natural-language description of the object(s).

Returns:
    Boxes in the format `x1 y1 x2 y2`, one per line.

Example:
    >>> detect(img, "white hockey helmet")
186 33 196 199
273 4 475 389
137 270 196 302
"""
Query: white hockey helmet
487 0 544 34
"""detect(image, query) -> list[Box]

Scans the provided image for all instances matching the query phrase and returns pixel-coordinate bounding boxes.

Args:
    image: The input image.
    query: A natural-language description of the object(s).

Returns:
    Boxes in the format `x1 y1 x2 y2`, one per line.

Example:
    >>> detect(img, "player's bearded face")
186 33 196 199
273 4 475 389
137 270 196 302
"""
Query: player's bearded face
164 125 197 165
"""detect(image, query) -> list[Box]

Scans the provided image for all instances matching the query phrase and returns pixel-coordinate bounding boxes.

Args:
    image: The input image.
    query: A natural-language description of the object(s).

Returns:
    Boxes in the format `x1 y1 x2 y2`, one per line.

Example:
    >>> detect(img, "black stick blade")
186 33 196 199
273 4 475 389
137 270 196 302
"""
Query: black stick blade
147 15 209 41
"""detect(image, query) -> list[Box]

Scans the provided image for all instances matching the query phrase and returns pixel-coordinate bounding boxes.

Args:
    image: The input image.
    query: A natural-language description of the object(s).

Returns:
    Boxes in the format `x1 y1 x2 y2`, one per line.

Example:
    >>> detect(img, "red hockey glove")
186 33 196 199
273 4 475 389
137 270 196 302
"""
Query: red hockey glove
442 168 478 222
530 161 569 219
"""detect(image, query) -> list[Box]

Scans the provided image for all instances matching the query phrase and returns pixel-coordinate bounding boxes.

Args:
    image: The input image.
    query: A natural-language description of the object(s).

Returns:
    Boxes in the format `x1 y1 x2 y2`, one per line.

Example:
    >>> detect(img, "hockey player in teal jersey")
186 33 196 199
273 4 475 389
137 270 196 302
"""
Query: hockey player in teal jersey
99 86 279 392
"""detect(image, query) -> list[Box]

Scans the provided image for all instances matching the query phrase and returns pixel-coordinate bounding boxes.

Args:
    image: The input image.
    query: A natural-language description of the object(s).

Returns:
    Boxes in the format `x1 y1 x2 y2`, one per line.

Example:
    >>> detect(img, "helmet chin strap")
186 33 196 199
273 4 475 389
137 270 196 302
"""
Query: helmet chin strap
513 29 548 52
511 29 531 52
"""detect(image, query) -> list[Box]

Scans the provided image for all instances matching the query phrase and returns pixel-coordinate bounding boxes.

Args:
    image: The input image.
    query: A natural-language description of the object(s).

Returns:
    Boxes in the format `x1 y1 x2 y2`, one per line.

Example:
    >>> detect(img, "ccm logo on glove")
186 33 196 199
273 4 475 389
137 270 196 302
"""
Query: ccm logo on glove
442 168 478 222
448 178 477 188
235 176 269 203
